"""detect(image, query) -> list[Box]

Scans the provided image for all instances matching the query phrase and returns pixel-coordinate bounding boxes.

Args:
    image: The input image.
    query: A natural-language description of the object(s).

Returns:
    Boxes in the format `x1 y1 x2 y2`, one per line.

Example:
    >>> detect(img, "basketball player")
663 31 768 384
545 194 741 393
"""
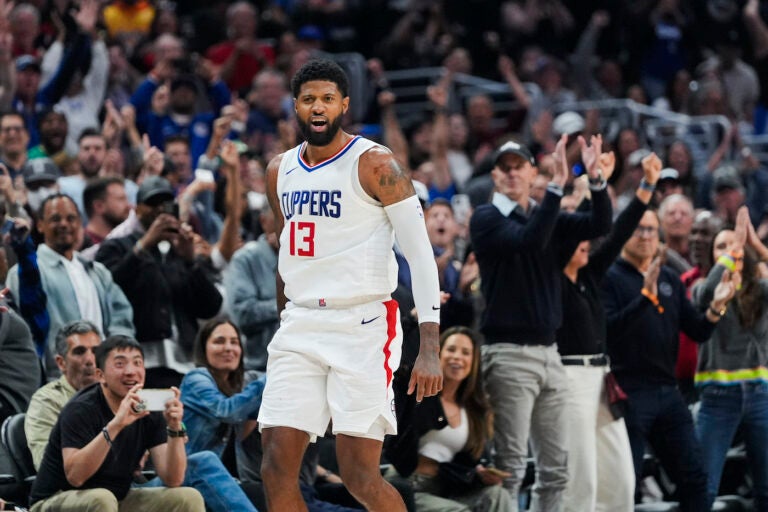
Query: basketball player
257 59 442 511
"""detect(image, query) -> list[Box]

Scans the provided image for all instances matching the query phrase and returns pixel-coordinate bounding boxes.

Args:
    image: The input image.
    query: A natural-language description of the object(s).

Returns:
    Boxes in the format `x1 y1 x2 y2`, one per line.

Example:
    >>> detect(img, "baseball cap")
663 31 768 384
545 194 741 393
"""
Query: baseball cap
137 176 174 204
22 158 61 185
658 168 680 182
16 55 41 73
552 111 585 136
494 141 536 166
713 164 743 192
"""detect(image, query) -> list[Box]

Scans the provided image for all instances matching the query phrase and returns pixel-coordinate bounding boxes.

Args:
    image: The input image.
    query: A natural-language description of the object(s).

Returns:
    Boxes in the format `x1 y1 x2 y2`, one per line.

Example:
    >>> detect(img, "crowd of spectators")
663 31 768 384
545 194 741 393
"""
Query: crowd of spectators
0 0 768 510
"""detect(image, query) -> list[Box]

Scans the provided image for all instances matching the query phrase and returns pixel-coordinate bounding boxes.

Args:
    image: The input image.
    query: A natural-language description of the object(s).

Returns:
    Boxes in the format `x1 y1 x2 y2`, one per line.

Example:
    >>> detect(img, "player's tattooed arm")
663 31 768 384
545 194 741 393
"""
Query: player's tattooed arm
360 147 416 207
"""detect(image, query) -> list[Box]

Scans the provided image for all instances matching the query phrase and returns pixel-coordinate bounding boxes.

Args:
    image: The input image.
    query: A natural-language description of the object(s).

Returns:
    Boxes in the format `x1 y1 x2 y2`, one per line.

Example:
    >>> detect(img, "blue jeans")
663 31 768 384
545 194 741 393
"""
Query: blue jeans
623 385 707 512
696 382 768 511
143 450 258 511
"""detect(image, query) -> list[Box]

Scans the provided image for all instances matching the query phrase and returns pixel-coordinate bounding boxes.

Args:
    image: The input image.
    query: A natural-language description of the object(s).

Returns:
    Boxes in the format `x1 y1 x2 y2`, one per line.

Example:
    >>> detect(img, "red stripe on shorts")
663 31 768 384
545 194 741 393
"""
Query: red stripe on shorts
383 299 398 390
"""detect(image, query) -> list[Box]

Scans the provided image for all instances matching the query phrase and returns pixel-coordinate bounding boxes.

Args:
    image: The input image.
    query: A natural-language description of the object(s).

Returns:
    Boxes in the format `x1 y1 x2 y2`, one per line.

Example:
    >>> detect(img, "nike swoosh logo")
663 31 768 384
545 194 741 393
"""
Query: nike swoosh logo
361 316 380 325
286 166 298 175
432 306 440 311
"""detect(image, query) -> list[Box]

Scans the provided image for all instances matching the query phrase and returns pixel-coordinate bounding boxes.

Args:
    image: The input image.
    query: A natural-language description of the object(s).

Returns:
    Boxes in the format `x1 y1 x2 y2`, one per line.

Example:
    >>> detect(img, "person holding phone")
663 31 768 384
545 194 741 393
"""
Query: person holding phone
95 176 223 388
28 335 205 511
385 327 513 512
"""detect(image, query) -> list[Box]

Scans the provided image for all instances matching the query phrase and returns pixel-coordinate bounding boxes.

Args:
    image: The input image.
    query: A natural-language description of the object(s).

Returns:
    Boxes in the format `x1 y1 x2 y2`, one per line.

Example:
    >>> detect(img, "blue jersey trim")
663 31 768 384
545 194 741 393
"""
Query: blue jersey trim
297 136 361 172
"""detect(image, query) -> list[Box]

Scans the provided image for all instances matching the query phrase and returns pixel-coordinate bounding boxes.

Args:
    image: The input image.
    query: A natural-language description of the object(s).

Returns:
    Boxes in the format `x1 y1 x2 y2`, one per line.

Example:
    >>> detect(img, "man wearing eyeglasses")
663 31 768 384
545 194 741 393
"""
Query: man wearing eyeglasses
470 135 611 510
599 209 737 511
0 112 30 179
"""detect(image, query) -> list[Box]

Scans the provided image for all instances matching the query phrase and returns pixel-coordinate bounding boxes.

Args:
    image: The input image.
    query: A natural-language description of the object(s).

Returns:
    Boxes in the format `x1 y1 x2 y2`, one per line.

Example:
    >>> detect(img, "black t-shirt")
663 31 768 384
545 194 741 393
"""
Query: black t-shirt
30 383 166 504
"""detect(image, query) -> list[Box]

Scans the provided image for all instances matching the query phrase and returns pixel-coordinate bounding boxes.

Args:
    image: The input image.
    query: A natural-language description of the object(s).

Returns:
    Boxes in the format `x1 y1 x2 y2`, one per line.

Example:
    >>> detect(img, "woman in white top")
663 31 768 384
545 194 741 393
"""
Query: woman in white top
385 326 513 512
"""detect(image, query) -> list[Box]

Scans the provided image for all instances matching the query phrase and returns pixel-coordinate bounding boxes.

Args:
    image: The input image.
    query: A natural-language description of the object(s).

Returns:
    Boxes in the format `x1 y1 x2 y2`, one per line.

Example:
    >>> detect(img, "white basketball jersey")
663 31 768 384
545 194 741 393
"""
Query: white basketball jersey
276 135 398 308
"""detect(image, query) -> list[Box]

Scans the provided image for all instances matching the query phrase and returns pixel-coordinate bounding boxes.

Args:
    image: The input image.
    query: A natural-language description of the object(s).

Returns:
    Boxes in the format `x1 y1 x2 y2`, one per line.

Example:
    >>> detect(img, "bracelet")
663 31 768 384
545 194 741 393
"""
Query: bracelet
102 427 113 448
641 287 665 314
166 426 188 438
133 239 146 255
639 179 656 192
708 304 727 318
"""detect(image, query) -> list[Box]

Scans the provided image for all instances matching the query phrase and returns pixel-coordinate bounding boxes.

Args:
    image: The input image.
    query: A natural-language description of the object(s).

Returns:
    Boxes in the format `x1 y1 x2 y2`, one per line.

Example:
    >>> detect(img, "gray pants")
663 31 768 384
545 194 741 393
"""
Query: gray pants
482 343 569 512
408 472 514 512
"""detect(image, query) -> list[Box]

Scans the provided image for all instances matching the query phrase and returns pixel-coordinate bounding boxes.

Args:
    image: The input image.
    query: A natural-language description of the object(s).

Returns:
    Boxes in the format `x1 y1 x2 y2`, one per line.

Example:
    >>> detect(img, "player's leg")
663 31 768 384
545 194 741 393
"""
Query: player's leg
336 432 406 512
261 426 312 512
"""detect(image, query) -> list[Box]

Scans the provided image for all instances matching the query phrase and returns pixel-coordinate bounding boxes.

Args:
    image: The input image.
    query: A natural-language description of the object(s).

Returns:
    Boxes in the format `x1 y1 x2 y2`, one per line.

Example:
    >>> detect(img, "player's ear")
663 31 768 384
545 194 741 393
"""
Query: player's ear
342 96 349 115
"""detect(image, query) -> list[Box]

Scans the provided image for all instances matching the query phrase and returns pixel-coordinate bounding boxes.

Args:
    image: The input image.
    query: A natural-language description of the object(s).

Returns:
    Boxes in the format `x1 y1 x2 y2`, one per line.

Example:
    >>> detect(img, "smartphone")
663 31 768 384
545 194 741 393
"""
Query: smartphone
194 168 215 183
450 194 471 226
137 388 175 411
160 202 179 219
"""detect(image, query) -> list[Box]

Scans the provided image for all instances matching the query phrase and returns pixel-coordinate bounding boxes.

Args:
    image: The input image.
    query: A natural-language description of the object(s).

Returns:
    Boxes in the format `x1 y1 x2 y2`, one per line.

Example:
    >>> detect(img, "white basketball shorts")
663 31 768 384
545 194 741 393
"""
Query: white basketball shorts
258 298 402 442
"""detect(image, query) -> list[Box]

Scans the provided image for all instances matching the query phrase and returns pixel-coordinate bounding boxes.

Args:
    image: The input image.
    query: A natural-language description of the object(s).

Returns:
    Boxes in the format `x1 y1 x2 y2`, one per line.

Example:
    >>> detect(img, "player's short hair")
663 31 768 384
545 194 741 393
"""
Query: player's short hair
291 58 349 99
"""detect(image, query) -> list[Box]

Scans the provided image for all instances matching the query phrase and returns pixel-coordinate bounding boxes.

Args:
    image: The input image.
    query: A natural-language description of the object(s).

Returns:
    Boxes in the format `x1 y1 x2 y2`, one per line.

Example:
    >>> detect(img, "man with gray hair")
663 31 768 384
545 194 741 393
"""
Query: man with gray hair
25 320 101 469
659 193 694 275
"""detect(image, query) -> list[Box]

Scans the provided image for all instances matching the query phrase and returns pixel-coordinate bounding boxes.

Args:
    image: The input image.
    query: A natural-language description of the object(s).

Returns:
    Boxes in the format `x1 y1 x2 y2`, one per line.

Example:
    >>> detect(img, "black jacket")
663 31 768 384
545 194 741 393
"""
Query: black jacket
384 369 490 482
470 187 612 345
600 258 715 390
95 232 223 351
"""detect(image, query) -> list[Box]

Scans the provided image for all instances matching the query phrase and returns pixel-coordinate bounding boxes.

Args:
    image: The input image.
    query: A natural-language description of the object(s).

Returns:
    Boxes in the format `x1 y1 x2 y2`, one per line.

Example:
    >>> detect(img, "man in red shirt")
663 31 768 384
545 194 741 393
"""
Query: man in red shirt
205 2 275 92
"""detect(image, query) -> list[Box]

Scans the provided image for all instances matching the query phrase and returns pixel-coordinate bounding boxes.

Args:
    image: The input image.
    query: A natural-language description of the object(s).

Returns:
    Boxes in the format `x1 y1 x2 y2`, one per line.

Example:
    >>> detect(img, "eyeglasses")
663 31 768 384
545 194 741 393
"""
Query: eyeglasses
633 226 658 237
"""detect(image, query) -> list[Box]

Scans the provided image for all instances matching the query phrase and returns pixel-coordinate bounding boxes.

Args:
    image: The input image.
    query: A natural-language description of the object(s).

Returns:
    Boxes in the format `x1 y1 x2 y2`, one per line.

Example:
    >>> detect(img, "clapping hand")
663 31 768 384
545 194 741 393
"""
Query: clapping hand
578 134 603 180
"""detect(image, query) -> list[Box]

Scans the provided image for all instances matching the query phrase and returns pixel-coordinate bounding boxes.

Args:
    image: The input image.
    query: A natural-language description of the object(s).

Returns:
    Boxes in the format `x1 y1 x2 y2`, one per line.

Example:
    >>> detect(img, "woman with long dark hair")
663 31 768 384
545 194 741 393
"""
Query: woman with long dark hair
693 208 768 510
385 326 512 511
181 317 265 457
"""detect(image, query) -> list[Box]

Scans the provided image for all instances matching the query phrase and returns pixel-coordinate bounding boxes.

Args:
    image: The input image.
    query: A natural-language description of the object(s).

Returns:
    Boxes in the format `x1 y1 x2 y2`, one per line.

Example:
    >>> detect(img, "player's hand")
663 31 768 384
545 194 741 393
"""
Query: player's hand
408 324 443 402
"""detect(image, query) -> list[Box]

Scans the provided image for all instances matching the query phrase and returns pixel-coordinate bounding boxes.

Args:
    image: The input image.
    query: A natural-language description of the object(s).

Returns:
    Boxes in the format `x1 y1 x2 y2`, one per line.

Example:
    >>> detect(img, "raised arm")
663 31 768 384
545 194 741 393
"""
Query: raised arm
426 83 454 193
556 135 612 239
359 148 442 402
588 151 659 278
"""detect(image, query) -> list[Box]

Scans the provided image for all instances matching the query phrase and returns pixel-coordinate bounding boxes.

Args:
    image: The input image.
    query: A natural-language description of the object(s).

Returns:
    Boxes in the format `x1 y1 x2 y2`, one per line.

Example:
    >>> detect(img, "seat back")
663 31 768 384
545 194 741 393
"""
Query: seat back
1 413 35 481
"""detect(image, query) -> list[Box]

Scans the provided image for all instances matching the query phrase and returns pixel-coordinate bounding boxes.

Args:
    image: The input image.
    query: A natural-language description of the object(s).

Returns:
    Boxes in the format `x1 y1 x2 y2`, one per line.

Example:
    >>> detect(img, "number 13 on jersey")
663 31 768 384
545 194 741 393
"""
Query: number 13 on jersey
289 220 315 256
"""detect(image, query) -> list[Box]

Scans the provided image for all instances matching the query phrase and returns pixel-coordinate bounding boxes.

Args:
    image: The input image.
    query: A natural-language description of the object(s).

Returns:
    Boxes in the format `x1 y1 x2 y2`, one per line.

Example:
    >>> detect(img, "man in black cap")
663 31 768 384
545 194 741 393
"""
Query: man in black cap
22 157 62 214
470 135 611 510
95 176 222 387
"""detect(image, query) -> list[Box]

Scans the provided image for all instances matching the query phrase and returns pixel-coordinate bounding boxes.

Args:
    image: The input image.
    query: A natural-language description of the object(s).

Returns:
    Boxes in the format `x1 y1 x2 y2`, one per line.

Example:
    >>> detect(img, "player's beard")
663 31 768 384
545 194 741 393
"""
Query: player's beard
297 114 343 147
